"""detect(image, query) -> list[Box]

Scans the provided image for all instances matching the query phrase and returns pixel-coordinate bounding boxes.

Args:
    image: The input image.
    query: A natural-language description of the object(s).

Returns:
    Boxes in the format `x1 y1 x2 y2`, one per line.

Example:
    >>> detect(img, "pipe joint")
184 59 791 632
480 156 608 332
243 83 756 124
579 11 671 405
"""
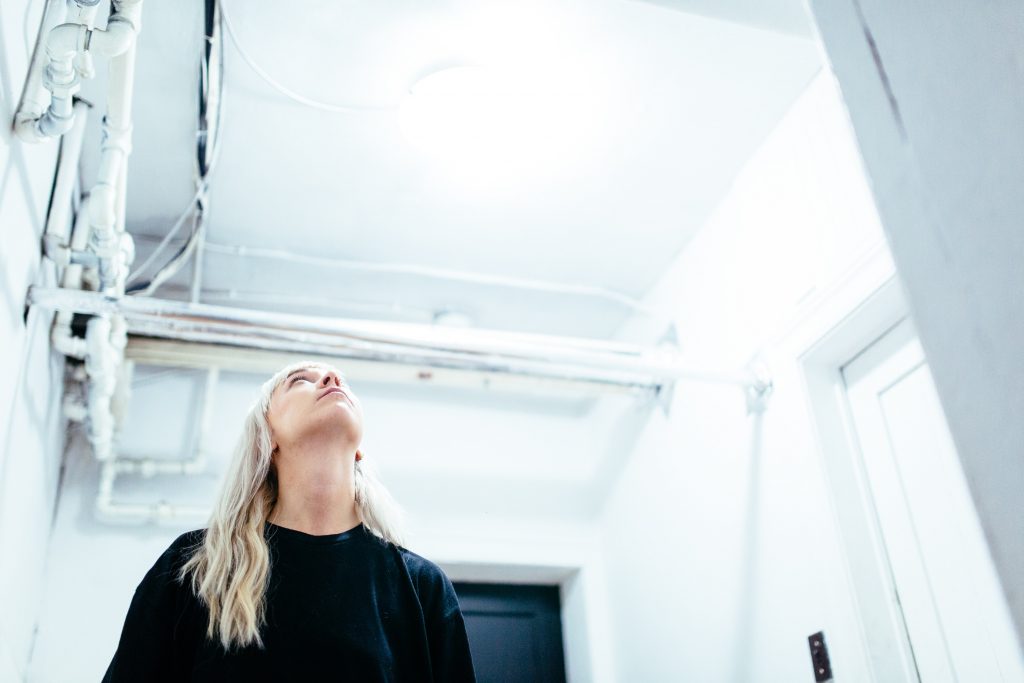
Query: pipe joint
74 50 96 79
52 331 88 360
100 115 133 156
89 16 137 58
46 23 89 64
43 234 71 267
63 395 89 422
70 249 100 269
43 62 81 95
88 184 118 239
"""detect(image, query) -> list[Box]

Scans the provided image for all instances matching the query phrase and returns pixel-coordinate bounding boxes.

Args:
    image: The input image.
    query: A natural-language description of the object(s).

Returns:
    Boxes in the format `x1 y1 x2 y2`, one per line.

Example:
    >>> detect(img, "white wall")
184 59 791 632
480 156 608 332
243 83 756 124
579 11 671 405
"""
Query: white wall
807 0 1024 643
0 1 69 679
599 69 890 681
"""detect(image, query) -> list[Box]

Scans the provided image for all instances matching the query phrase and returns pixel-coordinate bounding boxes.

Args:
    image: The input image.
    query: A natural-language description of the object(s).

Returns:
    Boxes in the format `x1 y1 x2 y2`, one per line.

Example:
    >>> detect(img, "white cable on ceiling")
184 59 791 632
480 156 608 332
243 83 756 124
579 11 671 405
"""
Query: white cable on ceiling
220 0 397 114
125 183 205 283
202 241 662 319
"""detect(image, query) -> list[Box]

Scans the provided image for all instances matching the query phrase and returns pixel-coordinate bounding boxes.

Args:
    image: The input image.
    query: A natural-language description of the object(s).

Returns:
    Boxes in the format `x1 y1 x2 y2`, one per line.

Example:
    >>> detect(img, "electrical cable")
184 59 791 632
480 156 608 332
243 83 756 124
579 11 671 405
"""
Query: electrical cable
128 0 224 296
201 241 661 318
219 0 396 114
124 183 205 284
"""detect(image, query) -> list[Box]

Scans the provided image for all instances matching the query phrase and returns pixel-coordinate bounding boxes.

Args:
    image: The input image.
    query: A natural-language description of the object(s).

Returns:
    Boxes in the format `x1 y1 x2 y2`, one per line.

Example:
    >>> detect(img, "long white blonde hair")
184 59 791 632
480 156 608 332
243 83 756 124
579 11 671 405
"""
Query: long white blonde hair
179 361 407 651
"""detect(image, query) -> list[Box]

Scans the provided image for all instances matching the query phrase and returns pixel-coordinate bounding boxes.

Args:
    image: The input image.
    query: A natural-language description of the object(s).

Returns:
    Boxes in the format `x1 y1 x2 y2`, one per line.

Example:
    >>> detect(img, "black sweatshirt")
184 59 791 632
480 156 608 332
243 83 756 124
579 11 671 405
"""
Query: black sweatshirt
101 521 477 682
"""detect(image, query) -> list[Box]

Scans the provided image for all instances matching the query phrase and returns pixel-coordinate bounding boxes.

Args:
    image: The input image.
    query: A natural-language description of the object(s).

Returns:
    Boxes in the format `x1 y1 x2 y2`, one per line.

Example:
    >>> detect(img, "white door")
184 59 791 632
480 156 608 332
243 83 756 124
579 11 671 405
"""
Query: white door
841 316 1024 682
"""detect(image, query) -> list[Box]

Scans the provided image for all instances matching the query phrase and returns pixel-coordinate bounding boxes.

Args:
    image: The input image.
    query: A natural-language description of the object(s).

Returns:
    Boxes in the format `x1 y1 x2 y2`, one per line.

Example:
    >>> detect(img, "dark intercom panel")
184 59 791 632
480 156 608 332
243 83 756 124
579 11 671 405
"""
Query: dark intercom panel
808 631 834 682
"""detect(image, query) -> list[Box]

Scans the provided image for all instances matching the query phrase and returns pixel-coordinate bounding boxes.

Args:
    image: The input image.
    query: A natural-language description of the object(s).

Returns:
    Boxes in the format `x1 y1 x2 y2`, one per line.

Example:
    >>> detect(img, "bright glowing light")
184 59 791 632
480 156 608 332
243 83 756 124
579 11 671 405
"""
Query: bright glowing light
397 64 601 187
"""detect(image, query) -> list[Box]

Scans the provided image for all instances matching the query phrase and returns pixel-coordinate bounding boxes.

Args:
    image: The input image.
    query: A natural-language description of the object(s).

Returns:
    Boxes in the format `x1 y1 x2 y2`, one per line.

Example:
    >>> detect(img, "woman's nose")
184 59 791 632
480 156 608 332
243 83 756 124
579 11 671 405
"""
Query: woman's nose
321 371 340 387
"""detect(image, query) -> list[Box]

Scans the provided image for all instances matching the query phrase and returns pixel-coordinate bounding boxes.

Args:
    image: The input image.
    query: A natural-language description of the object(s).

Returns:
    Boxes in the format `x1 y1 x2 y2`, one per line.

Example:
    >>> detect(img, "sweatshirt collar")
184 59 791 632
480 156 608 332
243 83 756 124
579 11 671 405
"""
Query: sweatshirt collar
265 520 366 545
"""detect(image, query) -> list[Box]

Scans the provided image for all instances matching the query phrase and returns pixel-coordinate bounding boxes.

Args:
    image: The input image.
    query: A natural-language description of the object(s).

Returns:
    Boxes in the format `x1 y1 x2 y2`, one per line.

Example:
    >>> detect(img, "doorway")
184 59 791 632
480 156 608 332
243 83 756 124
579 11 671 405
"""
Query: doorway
453 582 567 683
839 316 1024 681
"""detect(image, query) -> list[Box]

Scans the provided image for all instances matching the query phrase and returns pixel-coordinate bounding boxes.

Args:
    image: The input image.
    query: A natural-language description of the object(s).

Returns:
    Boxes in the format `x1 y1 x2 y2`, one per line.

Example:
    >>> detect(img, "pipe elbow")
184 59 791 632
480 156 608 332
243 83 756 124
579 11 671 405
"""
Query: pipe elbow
89 17 137 58
46 23 87 63
14 114 48 144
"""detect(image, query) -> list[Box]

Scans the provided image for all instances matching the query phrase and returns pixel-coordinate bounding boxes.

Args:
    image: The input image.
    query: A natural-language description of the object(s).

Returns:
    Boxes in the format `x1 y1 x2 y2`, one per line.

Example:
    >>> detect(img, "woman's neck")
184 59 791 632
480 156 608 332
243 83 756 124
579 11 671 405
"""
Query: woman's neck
269 444 360 535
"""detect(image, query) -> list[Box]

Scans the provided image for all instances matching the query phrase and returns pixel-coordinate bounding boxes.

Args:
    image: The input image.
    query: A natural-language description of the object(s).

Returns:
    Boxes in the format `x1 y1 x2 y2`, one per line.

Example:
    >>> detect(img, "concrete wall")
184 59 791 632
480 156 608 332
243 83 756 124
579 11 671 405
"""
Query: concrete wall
0 0 69 678
807 0 1024 646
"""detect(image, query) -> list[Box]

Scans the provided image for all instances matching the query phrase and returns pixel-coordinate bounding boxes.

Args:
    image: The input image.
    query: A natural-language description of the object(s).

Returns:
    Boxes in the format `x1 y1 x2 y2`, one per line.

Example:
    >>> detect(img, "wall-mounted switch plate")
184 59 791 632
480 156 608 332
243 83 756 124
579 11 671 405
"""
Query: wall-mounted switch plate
808 631 833 682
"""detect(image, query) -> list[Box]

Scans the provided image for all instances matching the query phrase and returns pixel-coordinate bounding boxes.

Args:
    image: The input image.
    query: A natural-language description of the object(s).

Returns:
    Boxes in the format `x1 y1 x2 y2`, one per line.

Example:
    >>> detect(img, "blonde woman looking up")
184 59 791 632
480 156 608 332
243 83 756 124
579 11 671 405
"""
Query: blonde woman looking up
102 361 477 682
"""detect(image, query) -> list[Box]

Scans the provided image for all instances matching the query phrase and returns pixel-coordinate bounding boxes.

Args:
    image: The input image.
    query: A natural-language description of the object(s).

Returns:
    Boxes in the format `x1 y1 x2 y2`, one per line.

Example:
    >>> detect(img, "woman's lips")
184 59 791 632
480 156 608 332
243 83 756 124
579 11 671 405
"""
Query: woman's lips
319 388 351 403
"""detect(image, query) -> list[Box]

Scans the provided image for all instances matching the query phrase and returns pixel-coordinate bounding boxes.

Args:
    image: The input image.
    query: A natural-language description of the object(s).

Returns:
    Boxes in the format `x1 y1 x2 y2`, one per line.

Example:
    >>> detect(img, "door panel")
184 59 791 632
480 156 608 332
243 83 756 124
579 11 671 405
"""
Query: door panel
842 317 1024 681
453 582 567 683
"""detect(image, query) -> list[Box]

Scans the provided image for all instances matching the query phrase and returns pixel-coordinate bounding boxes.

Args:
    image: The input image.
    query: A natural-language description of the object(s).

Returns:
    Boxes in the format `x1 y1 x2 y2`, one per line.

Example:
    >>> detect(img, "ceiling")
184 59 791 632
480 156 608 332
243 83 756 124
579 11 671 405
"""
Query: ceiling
78 0 822 344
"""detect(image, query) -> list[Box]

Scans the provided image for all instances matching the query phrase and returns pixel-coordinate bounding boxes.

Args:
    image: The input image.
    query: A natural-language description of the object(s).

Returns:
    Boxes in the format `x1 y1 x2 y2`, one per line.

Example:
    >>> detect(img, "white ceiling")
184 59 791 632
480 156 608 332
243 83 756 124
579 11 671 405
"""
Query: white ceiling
634 0 815 36
79 0 822 343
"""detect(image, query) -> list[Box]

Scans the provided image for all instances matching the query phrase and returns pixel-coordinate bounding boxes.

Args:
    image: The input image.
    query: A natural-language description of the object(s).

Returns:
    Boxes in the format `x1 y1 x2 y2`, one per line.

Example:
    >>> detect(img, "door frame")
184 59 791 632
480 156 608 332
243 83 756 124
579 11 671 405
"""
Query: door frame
439 548 614 683
790 245 917 682
758 236 913 681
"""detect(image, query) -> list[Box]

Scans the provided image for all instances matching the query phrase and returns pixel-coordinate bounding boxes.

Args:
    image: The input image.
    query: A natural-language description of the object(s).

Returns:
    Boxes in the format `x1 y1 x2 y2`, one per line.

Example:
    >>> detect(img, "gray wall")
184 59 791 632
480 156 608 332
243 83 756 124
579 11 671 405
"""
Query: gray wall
808 0 1024 645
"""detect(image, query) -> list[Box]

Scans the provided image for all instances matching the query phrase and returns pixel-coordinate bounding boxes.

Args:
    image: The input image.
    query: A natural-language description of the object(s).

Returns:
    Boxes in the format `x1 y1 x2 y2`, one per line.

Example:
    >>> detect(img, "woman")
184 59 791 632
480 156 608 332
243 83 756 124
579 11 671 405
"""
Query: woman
102 361 477 682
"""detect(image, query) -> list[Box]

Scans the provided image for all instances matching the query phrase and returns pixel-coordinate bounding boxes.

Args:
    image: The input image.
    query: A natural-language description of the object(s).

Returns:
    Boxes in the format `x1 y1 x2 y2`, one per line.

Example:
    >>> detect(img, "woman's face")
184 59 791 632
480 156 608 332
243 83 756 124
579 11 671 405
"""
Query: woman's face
267 364 364 454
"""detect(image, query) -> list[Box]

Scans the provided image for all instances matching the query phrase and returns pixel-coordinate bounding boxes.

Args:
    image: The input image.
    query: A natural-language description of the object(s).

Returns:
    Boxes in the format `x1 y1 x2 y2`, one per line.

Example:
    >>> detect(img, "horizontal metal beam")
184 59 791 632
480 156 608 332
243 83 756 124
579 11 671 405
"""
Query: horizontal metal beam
27 286 758 393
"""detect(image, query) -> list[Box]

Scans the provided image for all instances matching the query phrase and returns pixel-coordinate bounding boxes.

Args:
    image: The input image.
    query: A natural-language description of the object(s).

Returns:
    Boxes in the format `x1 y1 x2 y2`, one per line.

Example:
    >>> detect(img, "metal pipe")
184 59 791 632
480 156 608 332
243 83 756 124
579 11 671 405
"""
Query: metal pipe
51 194 94 359
14 0 69 142
27 286 759 390
95 460 209 520
81 0 143 289
94 366 219 521
43 98 92 267
85 315 117 460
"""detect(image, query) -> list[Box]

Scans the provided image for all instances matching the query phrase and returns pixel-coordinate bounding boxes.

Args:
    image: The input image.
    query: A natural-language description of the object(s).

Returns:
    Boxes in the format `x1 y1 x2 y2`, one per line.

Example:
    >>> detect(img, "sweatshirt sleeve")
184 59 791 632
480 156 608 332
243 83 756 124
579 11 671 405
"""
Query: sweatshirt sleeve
101 533 198 682
424 567 477 683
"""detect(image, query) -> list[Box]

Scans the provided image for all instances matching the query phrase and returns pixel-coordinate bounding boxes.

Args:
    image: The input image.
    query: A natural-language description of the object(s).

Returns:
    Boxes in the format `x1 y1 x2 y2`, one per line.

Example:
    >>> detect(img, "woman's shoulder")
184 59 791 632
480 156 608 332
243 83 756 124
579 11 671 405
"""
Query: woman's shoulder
127 529 206 608
170 527 207 549
393 544 461 619
164 528 206 565
142 529 206 584
395 544 444 578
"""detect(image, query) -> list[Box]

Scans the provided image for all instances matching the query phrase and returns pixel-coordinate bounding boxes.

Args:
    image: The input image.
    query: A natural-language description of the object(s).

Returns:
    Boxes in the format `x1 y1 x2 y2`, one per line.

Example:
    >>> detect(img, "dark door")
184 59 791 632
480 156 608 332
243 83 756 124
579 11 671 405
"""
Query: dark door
452 582 567 683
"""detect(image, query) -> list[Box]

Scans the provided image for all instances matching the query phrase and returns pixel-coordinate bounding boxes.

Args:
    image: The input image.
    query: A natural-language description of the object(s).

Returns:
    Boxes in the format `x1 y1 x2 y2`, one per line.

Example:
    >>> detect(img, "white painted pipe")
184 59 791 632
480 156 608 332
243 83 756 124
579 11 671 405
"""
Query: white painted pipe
51 194 94 359
95 460 209 520
43 98 91 267
68 1 102 82
85 315 118 460
16 0 143 143
83 313 127 461
29 21 86 140
88 14 139 57
94 367 219 521
63 395 88 423
110 359 133 430
87 0 142 291
14 0 68 142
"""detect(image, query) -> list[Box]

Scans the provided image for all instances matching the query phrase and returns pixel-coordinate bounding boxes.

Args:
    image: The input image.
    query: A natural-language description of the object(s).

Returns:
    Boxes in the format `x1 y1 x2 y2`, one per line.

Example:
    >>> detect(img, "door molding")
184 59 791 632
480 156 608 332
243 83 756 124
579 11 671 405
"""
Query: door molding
796 266 917 681
759 237 910 681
